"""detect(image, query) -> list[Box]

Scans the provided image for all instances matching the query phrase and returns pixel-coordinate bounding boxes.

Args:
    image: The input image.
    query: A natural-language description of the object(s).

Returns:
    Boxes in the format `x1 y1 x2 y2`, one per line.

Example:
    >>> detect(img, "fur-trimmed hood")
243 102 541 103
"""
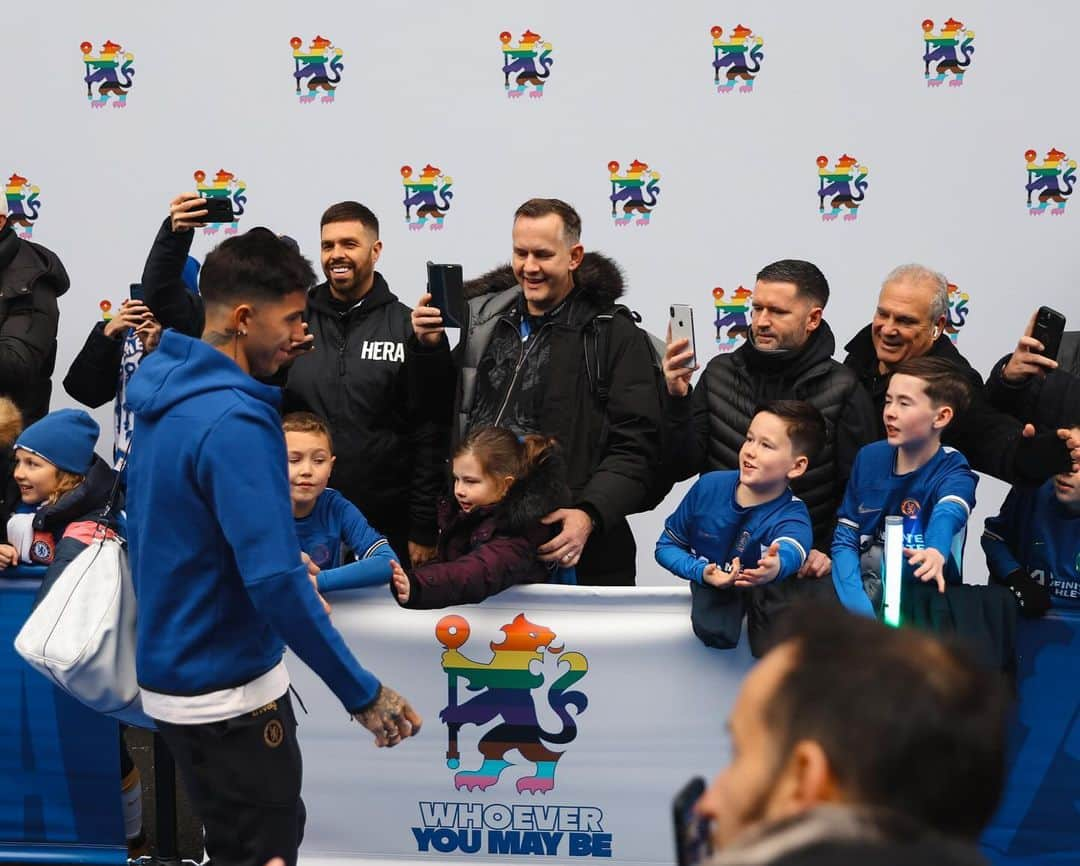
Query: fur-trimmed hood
463 251 626 308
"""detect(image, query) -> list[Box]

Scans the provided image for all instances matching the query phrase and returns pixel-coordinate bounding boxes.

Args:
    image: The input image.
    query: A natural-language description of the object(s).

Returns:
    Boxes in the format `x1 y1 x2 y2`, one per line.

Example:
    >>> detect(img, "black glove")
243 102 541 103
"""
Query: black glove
997 569 1052 619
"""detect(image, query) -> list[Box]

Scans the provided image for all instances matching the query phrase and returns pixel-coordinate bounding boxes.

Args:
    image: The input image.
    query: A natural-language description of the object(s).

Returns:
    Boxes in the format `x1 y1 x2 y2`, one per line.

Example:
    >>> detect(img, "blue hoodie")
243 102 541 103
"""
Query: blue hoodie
126 330 380 711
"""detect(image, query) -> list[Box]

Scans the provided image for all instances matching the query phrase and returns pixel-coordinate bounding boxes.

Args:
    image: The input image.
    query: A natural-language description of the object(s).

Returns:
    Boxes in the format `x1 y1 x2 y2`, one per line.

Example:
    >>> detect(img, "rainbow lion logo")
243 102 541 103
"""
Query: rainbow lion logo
1026 148 1076 216
608 160 661 227
500 30 553 99
817 154 869 222
922 18 974 87
401 164 453 231
5 173 41 239
945 283 970 343
714 286 752 353
81 40 135 108
290 35 344 104
436 613 588 795
711 24 764 93
194 169 247 235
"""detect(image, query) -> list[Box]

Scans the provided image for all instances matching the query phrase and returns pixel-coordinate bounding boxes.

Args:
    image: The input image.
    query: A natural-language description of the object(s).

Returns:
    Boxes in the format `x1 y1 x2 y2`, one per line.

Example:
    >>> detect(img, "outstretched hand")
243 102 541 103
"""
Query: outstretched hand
905 547 946 593
735 542 782 587
390 560 410 604
301 552 331 614
702 557 739 588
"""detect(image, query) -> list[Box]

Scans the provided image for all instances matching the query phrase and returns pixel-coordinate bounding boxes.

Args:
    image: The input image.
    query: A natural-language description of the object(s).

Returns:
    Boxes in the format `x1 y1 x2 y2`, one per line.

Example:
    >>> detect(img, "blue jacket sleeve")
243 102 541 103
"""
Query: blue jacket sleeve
655 482 707 584
981 488 1025 579
924 463 978 555
315 494 395 592
831 458 875 617
770 510 812 581
201 409 380 712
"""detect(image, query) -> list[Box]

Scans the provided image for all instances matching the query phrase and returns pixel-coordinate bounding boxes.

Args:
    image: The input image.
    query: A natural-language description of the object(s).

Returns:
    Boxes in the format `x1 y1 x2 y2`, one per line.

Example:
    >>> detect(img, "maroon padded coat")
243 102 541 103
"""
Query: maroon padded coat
398 449 569 609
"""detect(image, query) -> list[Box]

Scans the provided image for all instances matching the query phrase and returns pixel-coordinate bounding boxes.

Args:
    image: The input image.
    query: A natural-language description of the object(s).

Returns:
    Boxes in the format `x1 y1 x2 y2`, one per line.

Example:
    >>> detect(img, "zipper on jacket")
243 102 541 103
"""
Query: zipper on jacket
493 319 551 428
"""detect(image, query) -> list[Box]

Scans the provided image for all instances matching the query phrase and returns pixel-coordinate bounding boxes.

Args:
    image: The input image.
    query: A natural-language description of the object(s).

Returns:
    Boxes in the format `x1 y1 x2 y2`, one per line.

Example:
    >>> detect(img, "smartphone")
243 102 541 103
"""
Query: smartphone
427 262 465 328
201 196 234 224
1032 305 1066 362
129 283 145 302
670 304 697 368
672 776 710 866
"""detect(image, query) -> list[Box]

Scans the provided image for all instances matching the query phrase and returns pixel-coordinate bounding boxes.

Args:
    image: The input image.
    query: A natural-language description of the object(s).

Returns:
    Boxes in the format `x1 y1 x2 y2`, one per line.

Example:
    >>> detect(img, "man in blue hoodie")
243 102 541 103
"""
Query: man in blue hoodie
126 227 421 866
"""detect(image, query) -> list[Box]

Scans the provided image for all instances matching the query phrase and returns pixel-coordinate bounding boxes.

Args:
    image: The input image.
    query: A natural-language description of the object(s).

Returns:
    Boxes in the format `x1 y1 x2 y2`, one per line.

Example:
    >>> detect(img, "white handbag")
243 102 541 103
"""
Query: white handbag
14 528 154 729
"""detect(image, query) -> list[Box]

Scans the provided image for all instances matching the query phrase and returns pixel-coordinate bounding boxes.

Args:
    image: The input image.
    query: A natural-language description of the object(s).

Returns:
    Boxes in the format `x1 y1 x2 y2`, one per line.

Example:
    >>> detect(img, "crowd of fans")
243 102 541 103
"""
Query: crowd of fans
0 191 1076 866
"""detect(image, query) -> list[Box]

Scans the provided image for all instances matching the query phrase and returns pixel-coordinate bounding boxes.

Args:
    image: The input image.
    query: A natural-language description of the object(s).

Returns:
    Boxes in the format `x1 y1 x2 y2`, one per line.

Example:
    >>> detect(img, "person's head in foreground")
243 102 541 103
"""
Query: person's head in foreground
697 605 1008 855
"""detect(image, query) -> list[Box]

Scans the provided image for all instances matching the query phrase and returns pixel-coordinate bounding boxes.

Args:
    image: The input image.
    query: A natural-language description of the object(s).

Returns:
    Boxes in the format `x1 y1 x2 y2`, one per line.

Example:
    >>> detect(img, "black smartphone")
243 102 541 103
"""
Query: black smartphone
201 196 234 224
1032 306 1066 362
129 283 145 302
673 776 710 866
427 262 465 328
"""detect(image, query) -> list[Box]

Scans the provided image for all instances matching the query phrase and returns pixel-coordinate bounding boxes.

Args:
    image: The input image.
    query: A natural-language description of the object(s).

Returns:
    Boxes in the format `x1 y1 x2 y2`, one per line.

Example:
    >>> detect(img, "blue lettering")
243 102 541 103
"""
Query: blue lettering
412 827 434 851
490 830 523 855
413 827 481 854
520 832 545 855
569 833 592 856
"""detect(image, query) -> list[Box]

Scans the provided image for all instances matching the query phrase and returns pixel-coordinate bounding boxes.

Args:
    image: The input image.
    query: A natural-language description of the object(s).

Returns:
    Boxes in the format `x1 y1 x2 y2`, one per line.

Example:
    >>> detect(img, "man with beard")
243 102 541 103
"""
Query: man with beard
663 260 876 655
142 196 443 565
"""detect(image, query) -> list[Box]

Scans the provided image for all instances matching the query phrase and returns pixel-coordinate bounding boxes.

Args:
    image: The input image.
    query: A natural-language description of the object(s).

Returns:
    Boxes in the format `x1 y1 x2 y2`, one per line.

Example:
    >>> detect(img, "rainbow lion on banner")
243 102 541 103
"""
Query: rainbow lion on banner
435 613 588 795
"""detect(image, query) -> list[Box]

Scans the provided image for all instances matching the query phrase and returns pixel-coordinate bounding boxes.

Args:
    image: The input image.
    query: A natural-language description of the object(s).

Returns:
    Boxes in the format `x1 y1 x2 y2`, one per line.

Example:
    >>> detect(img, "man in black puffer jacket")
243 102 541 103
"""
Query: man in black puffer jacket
664 260 876 653
0 205 70 427
141 195 446 565
408 198 661 586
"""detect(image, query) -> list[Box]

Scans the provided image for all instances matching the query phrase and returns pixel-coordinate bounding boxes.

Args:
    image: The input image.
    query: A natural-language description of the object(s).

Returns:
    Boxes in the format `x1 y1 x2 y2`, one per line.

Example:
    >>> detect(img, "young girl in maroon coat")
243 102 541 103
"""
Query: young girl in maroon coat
391 426 570 608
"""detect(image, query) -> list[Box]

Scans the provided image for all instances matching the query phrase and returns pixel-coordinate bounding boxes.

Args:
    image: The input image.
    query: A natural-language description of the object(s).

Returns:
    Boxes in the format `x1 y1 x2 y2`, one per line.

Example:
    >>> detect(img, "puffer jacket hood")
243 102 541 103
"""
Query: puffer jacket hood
462 251 626 307
0 227 70 300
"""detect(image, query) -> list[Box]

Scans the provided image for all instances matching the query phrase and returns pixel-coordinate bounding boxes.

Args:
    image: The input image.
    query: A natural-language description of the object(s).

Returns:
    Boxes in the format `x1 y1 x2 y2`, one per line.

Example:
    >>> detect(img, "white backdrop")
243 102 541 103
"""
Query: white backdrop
5 0 1079 582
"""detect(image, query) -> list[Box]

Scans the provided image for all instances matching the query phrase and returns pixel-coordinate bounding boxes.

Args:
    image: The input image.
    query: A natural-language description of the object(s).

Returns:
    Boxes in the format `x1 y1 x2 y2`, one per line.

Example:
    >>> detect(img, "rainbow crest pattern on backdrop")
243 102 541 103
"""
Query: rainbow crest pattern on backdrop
1026 148 1076 216
711 25 764 94
608 160 661 227
500 30 553 99
922 18 974 87
817 154 869 222
945 283 971 343
714 286 752 353
194 169 247 235
291 35 344 104
5 173 41 239
401 164 453 231
81 40 135 108
435 614 588 795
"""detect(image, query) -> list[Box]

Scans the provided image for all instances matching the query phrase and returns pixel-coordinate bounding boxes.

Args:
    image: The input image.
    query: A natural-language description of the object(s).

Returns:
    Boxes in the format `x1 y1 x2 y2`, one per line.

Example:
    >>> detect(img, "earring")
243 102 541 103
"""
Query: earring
239 328 248 337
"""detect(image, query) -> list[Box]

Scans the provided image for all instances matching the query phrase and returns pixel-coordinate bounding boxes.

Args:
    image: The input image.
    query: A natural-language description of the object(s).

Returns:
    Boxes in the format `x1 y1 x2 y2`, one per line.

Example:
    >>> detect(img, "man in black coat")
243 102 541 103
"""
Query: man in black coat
843 264 1075 482
408 198 661 586
141 195 445 565
0 204 69 426
663 260 876 652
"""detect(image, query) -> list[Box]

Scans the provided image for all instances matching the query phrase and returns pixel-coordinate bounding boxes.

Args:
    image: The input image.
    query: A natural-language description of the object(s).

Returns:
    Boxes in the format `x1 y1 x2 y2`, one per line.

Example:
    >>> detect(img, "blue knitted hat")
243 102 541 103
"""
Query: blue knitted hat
15 409 100 475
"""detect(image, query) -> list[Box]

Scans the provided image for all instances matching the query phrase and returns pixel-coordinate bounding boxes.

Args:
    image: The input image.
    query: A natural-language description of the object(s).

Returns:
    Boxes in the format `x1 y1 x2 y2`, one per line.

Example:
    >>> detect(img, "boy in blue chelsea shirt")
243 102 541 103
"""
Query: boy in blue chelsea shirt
982 461 1080 616
833 357 978 617
284 412 397 592
656 400 821 651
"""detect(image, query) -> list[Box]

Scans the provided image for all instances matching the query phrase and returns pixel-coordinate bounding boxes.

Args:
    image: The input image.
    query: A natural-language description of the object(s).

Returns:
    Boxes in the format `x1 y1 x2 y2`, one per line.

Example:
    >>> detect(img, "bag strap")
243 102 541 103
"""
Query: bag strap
95 439 129 533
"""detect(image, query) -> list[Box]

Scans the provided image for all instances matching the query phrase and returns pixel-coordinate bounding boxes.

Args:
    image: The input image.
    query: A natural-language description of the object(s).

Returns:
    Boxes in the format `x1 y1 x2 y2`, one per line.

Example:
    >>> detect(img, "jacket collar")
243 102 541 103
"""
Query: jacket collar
307 271 396 317
736 319 838 377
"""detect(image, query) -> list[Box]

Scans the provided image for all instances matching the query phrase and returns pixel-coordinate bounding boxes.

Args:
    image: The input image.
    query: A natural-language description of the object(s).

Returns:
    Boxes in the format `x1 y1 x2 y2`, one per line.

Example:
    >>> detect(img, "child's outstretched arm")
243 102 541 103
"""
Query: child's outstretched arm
832 457 876 617
654 481 710 583
395 535 539 609
316 495 397 593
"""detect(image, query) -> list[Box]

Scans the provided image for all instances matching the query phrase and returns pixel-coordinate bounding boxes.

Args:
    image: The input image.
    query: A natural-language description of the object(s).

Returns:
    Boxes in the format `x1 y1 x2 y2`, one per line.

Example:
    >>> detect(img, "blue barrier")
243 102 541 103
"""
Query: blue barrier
0 571 126 865
982 608 1080 865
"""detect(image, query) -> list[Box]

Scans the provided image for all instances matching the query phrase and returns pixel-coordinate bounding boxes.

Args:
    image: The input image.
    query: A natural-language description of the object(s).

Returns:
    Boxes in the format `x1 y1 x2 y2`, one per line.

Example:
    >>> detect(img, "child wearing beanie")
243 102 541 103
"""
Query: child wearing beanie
0 407 145 854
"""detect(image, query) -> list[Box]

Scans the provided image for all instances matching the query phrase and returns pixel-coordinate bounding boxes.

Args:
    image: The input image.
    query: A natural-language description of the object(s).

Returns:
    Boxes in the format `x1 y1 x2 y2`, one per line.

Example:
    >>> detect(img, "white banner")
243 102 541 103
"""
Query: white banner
289 584 753 865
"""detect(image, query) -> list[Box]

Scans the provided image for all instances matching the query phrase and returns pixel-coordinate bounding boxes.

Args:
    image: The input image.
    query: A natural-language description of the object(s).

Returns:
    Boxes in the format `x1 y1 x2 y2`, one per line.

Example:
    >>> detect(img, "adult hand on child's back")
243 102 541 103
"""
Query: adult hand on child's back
408 541 437 567
412 293 445 347
390 560 410 604
905 547 946 593
797 548 831 579
538 508 593 568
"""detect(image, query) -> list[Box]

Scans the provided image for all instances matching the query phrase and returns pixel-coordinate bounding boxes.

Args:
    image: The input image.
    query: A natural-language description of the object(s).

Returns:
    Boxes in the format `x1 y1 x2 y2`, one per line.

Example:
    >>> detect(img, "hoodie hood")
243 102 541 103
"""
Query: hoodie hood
127 329 281 422
0 229 70 300
463 251 626 307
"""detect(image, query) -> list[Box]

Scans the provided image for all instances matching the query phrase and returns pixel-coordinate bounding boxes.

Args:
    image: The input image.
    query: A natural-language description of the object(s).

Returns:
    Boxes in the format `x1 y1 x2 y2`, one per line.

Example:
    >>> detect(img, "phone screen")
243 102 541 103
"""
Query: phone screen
673 776 710 866
427 262 464 328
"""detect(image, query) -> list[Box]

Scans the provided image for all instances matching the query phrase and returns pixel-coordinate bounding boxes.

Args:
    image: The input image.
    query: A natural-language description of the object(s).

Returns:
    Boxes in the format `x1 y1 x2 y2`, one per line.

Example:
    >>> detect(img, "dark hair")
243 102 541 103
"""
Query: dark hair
754 400 827 461
891 356 972 414
199 227 316 308
755 259 830 308
282 411 333 453
320 201 379 237
454 426 558 484
764 606 1009 839
514 198 582 244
